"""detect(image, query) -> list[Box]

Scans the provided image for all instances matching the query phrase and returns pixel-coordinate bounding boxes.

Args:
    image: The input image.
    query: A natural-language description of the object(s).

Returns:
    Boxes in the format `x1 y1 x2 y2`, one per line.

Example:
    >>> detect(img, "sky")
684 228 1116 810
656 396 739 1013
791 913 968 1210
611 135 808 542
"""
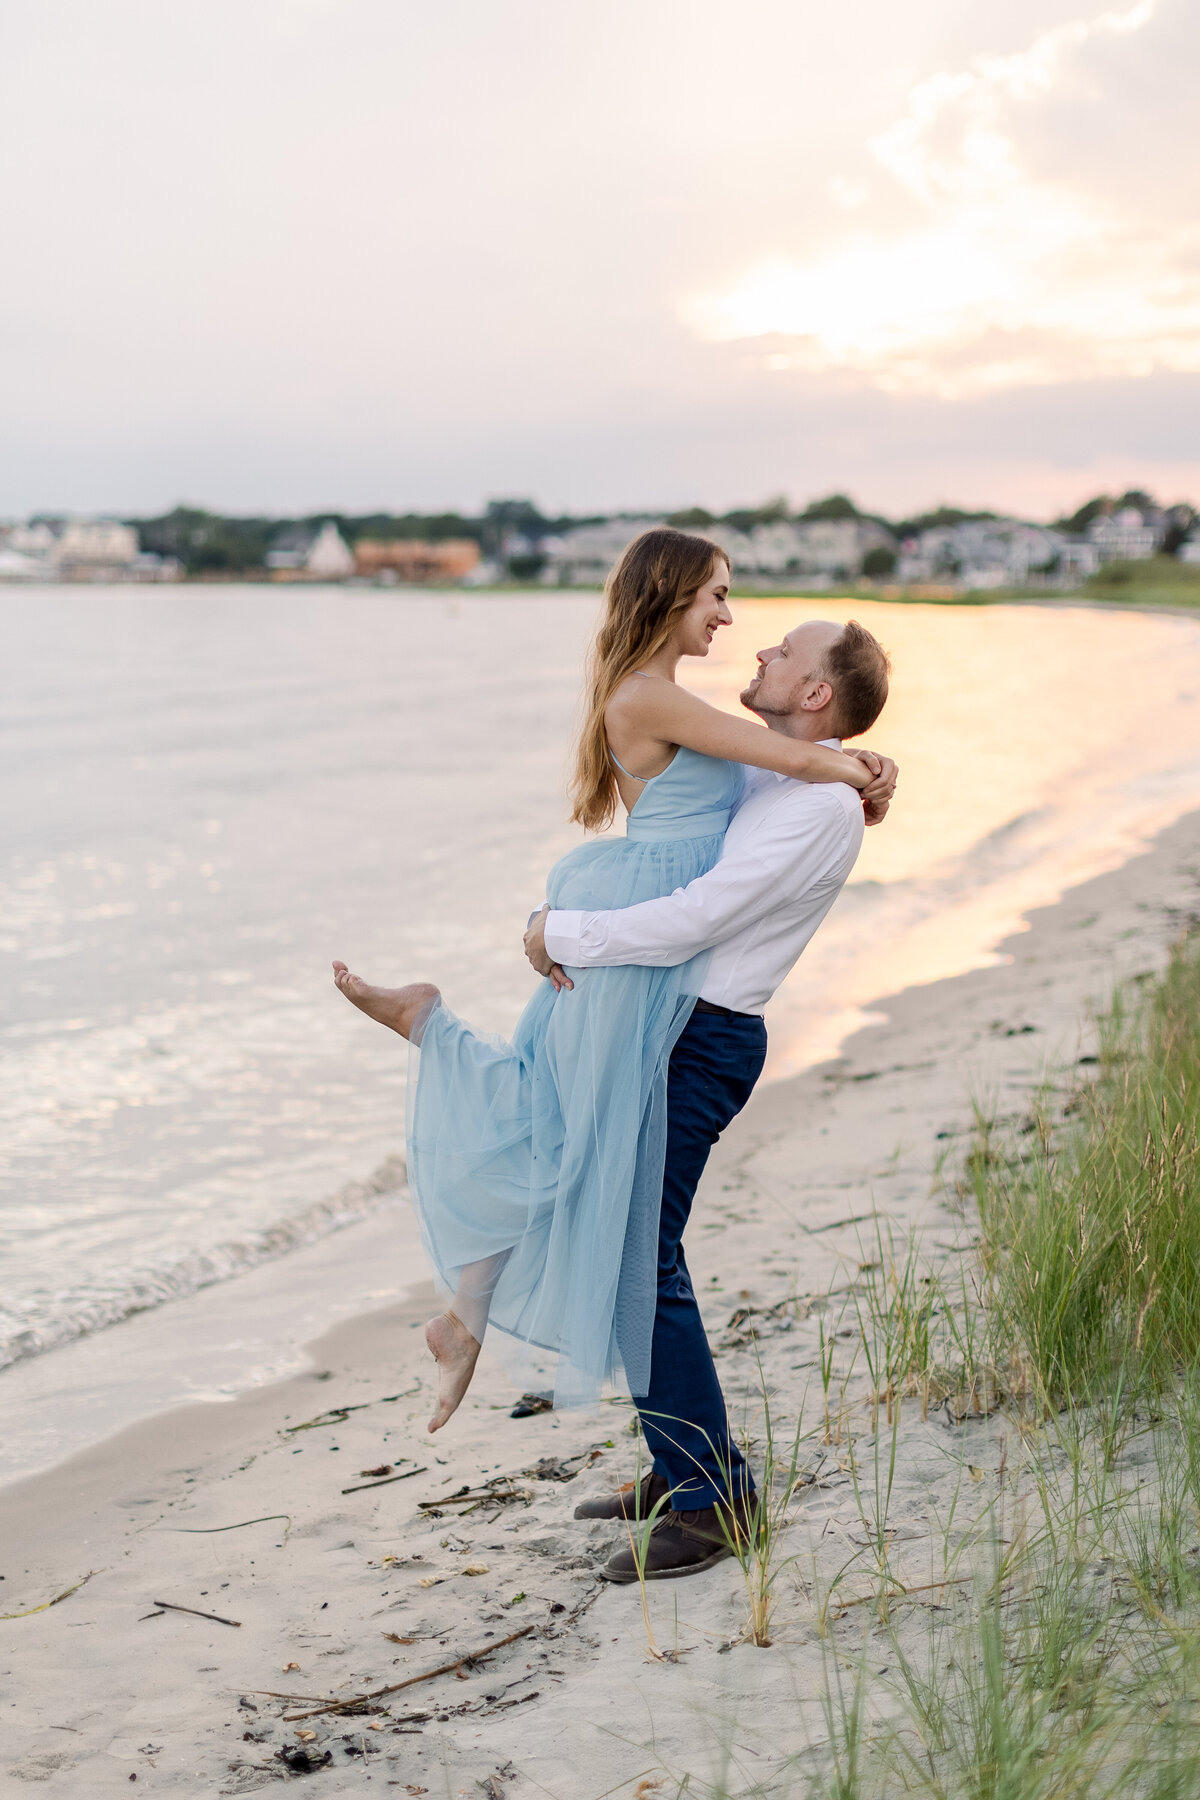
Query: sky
2 0 1198 521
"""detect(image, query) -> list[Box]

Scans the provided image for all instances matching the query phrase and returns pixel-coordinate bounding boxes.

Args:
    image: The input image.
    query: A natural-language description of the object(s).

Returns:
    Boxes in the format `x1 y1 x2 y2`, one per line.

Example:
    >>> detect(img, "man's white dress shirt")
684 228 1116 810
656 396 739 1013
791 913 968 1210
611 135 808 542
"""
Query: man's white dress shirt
543 741 864 1015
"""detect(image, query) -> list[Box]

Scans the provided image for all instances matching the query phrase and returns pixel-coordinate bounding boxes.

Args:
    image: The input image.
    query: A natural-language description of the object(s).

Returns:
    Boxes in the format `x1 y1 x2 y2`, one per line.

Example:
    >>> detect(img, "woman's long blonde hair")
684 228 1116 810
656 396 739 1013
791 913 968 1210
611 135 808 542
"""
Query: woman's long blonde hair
569 527 729 831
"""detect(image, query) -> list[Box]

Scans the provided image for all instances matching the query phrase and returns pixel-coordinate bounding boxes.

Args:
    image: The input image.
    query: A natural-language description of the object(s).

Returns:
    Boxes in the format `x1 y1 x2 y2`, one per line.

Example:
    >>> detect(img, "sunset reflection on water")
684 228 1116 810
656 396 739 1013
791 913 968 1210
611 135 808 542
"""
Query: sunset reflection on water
7 588 1200 1379
689 598 1200 1074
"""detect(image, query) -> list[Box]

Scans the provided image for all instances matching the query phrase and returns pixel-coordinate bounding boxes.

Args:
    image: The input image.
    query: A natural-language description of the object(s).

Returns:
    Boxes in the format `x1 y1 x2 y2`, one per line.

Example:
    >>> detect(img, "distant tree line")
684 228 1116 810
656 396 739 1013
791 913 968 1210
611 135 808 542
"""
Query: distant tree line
124 488 1197 579
125 499 599 578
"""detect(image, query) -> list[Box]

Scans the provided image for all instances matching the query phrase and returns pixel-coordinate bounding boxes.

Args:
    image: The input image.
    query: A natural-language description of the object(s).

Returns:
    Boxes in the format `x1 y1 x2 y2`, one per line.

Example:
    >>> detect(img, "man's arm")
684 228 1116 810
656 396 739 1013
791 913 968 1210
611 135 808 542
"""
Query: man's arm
534 791 855 974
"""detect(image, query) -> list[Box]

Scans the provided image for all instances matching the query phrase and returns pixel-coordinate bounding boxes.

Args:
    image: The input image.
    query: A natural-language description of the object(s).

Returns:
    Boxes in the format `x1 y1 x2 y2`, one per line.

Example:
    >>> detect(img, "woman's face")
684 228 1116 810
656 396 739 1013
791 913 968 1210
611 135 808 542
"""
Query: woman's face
673 557 732 658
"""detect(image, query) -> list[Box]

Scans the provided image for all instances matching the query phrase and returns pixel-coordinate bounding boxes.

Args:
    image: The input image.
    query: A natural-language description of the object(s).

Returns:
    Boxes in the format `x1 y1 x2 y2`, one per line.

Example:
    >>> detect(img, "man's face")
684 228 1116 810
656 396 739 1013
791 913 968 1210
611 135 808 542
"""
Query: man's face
741 620 842 722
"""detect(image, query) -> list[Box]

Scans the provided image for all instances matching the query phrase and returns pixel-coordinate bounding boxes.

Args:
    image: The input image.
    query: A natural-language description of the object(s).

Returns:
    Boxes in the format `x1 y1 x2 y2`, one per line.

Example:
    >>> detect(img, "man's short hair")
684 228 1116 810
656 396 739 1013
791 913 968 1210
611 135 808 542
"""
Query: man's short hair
822 620 890 738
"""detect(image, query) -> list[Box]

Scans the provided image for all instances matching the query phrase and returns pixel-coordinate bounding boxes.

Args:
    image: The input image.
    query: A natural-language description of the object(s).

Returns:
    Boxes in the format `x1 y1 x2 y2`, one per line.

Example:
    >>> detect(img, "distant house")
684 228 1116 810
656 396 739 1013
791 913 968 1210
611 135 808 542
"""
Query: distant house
0 545 49 582
7 521 59 559
127 552 183 583
1057 539 1101 582
706 518 896 584
0 517 180 582
55 519 139 579
898 518 1068 590
541 519 665 586
1088 508 1159 562
267 521 355 579
792 518 896 580
354 539 480 584
1180 531 1200 566
540 513 898 588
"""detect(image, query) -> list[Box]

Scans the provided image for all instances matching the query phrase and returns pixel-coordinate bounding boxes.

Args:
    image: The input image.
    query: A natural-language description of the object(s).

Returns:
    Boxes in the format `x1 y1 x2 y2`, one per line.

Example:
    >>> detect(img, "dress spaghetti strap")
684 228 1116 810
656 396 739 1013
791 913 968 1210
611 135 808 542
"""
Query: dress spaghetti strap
609 672 655 782
609 748 647 783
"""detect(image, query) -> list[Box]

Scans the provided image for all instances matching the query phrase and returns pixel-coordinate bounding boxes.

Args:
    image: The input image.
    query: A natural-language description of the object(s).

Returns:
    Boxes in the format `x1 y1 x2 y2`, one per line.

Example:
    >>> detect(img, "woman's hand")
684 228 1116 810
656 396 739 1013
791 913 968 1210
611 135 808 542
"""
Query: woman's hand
850 749 898 812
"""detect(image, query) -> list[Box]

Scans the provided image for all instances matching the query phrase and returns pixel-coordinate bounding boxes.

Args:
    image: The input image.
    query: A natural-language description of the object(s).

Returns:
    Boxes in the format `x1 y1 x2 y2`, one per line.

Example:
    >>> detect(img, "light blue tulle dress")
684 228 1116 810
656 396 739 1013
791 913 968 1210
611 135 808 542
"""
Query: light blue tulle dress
406 745 744 1406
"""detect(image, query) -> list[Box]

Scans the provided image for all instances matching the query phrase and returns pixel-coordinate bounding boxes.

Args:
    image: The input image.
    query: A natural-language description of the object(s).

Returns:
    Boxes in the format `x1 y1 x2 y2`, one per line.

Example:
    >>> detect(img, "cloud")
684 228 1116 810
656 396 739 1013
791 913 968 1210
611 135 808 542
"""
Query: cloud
682 2 1200 399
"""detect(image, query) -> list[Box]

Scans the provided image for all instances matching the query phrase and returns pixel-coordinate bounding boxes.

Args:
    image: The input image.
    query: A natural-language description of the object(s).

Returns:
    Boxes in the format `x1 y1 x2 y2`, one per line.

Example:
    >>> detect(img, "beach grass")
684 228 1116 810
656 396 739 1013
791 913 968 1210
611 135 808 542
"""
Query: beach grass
670 937 1200 1800
1081 557 1200 609
522 942 1200 1797
973 934 1200 1409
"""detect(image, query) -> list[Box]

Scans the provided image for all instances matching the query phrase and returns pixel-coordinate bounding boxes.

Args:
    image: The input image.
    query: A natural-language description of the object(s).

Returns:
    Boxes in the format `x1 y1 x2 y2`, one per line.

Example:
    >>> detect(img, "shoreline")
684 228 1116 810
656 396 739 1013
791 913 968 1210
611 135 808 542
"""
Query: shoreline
0 1199 427 1490
6 804 1200 1792
8 579 1200 618
4 778 1199 1492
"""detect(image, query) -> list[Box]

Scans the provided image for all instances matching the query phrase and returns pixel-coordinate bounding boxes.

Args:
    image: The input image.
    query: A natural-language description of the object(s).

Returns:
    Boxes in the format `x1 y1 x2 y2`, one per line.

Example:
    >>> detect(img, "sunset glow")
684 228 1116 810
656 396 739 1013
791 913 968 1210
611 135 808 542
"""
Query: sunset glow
684 4 1200 401
2 0 1198 513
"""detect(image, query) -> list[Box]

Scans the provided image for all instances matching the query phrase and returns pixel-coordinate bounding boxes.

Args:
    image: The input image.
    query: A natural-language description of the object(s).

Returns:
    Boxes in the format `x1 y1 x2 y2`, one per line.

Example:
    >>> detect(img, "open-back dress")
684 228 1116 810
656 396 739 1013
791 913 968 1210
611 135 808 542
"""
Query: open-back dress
406 744 743 1405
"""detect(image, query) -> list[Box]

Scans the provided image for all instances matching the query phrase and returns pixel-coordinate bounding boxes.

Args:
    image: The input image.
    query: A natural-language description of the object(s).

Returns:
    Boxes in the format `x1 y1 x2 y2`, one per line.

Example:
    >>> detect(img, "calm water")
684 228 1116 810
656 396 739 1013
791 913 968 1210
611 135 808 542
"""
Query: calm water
5 586 1200 1376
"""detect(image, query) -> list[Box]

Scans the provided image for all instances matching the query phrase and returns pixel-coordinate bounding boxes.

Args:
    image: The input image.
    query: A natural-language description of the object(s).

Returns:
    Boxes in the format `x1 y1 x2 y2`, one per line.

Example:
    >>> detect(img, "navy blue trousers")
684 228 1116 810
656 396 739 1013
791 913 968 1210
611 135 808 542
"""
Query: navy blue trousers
633 1008 768 1508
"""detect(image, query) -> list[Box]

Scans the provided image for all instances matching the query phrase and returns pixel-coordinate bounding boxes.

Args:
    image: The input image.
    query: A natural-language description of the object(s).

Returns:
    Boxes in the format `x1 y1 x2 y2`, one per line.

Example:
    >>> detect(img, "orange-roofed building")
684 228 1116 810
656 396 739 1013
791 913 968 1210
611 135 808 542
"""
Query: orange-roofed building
354 539 480 583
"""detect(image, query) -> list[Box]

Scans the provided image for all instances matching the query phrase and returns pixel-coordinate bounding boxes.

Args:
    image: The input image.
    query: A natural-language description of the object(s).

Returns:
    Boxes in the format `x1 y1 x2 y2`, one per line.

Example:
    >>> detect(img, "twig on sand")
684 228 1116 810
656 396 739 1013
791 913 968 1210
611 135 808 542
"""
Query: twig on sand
417 1477 532 1516
152 1599 242 1627
341 1466 427 1495
282 1383 421 1435
1 1571 97 1620
168 1514 293 1537
283 1404 371 1434
413 1449 600 1520
254 1623 538 1720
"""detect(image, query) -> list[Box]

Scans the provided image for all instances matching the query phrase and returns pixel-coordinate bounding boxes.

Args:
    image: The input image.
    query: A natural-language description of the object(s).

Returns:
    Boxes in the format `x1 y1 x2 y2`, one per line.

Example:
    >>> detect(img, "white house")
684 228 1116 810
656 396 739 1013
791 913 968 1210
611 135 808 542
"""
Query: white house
7 521 59 558
306 521 355 579
542 513 898 586
1088 508 1159 562
0 546 50 582
54 519 139 578
898 518 1066 589
541 518 665 586
267 521 355 579
0 517 157 582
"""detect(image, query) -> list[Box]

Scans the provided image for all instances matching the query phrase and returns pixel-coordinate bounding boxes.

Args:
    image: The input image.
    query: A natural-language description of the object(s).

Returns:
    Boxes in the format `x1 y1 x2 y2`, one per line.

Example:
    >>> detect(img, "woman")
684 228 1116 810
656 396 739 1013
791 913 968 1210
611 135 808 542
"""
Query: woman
333 528 891 1432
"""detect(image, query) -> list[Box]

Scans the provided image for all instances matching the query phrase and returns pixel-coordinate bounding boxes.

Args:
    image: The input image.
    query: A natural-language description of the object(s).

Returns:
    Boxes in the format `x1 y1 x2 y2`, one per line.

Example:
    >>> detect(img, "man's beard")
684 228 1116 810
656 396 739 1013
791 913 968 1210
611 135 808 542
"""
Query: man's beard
740 680 777 716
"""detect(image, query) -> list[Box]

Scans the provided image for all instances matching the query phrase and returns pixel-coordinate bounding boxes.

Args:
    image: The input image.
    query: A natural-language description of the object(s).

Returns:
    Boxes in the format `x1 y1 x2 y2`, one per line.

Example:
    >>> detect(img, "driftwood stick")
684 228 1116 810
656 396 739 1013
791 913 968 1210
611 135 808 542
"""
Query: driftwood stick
260 1624 537 1720
341 1466 427 1496
416 1479 530 1513
152 1599 242 1627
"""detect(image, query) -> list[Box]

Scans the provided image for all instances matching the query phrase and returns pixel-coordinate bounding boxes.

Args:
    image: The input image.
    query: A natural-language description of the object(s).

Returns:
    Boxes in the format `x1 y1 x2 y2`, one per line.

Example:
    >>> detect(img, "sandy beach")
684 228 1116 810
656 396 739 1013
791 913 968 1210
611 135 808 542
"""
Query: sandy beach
5 802 1200 1797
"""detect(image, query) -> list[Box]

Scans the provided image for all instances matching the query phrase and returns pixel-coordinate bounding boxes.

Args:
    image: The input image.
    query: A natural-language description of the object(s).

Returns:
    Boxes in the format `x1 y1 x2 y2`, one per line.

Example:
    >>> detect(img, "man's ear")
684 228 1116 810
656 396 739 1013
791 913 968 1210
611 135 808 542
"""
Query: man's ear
800 679 835 714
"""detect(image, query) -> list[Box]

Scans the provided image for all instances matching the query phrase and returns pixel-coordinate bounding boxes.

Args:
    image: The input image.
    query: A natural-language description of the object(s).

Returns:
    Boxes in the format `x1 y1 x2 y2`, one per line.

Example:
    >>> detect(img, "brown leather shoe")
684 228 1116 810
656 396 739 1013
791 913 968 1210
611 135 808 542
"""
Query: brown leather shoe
573 1470 671 1521
598 1497 756 1582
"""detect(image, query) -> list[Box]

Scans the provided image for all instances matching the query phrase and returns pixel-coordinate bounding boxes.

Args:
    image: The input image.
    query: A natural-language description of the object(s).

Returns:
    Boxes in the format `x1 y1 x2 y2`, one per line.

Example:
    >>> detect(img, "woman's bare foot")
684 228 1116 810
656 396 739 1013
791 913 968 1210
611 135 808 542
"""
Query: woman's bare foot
332 963 439 1040
425 1311 482 1433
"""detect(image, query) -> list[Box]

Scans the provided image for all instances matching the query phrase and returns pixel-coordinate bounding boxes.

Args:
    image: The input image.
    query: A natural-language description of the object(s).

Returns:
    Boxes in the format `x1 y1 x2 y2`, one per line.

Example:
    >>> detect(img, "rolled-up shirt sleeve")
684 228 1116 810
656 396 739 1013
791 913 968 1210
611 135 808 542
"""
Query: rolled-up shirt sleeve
542 791 851 970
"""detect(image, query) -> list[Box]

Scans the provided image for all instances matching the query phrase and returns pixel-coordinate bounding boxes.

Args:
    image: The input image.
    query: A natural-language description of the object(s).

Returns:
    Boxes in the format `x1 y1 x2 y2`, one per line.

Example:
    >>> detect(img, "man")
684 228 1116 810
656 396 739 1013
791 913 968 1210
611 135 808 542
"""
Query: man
523 618 893 1582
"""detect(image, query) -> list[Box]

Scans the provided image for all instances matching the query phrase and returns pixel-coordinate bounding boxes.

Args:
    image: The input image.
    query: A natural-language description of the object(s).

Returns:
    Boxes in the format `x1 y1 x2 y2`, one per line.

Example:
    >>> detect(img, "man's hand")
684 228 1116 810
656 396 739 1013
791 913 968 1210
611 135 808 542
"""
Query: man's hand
850 749 897 823
523 904 574 991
